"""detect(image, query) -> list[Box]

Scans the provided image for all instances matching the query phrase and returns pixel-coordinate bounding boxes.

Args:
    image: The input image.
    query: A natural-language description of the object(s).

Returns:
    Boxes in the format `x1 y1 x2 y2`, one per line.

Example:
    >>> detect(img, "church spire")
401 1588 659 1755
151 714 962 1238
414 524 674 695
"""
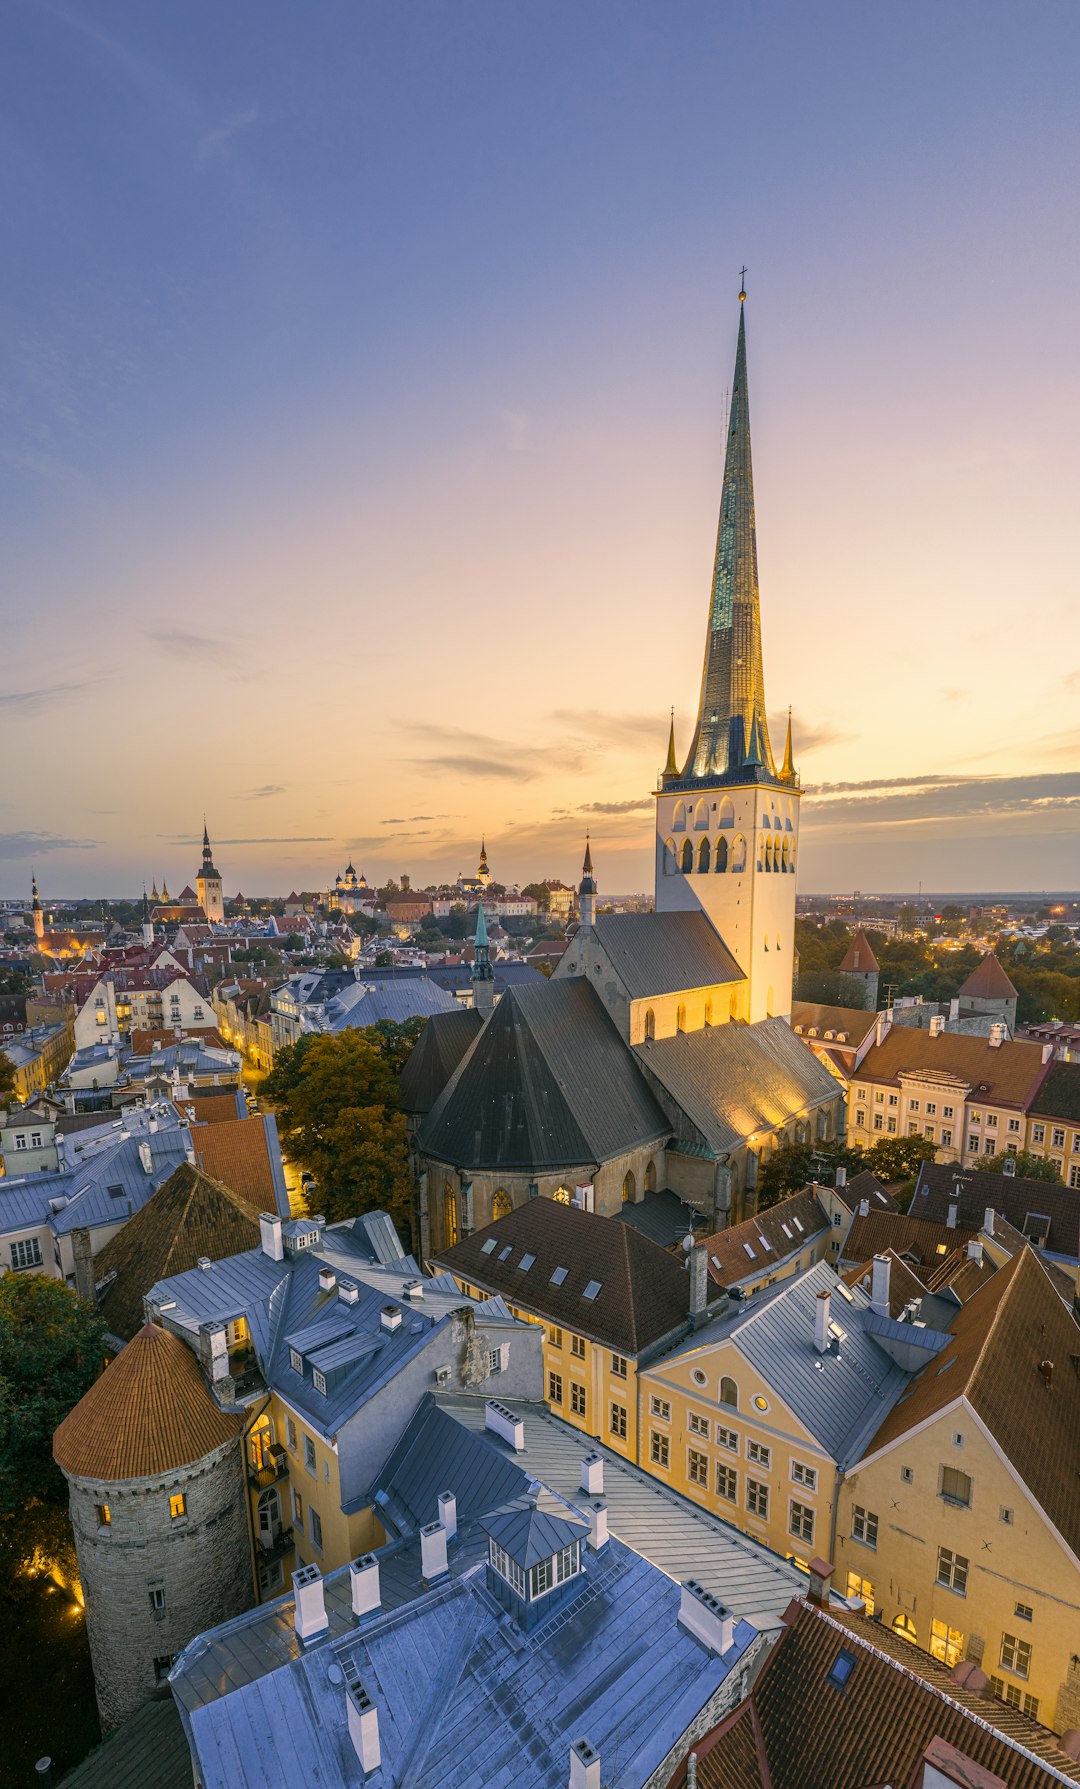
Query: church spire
578 834 597 930
681 291 777 784
662 709 678 782
471 901 495 1015
780 707 795 782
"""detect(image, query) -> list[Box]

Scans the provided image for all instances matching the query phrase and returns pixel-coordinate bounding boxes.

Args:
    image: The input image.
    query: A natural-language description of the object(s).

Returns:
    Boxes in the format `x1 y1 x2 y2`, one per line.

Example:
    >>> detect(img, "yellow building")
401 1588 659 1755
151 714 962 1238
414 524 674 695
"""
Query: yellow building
1026 1061 1080 1188
849 1027 1050 1168
835 1247 1080 1733
1 1020 75 1100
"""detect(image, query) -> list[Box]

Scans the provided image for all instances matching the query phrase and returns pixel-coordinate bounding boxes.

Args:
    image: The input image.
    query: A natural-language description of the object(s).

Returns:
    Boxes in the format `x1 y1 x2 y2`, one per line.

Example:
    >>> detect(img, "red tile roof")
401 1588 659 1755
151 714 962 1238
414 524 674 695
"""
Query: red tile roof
958 952 1018 1000
851 1028 1050 1109
130 1026 226 1056
837 930 880 974
191 1115 279 1212
702 1189 828 1288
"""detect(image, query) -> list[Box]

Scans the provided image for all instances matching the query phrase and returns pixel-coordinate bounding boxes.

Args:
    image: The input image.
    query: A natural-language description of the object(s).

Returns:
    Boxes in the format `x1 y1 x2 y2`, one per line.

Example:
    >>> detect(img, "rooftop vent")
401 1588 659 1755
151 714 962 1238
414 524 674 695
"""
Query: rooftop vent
337 1279 359 1305
380 1305 402 1333
678 1580 735 1656
569 1738 601 1789
197 1256 212 1271
485 1399 525 1451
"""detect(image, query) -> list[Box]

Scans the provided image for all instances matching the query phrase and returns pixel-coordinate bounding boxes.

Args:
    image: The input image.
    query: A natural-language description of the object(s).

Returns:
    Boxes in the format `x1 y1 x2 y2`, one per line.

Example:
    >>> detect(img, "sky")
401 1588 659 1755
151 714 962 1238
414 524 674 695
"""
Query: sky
2 0 1079 898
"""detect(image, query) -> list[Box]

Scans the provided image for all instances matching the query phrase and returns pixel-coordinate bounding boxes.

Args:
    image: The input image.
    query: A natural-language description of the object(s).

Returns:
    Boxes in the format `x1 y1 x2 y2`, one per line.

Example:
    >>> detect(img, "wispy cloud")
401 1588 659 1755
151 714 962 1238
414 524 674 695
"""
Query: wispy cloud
577 799 654 816
197 106 259 162
0 831 98 860
0 680 96 713
149 629 237 665
241 785 285 801
380 814 449 825
416 755 532 782
803 770 1080 830
768 712 852 757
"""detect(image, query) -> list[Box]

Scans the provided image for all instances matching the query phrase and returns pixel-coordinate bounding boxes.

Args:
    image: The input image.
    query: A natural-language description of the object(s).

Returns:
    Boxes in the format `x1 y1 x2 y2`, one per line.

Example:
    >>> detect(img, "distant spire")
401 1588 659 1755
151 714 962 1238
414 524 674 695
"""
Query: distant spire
681 293 777 784
663 709 678 780
471 901 494 1003
31 872 41 913
151 880 159 903
579 833 596 896
141 884 150 920
202 817 210 851
780 707 795 782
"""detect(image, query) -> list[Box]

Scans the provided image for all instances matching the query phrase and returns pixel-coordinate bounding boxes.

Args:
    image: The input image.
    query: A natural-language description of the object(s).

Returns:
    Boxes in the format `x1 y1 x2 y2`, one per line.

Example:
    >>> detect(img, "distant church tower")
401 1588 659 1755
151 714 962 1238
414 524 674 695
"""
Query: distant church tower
577 836 597 930
195 823 225 924
31 872 44 943
476 838 492 888
655 291 800 1023
471 903 495 1016
141 886 154 948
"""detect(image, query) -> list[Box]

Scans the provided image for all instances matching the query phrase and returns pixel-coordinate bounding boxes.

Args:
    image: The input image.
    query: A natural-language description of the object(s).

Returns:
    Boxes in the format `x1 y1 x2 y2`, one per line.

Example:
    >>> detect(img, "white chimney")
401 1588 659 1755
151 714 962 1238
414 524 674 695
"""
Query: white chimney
350 1553 381 1619
292 1564 328 1642
420 1520 448 1582
1043 1043 1054 1063
983 1205 995 1235
338 1279 359 1304
929 1013 944 1037
989 1023 1004 1049
814 1287 831 1354
834 1165 847 1190
485 1400 525 1450
946 1200 959 1229
967 1238 983 1265
403 1278 424 1300
586 1500 608 1551
380 1305 402 1333
569 1738 601 1789
318 1267 337 1293
858 1197 870 1217
138 1142 153 1174
260 1213 283 1261
678 1579 735 1655
580 1452 604 1496
344 1672 381 1775
870 1253 891 1319
438 1491 457 1539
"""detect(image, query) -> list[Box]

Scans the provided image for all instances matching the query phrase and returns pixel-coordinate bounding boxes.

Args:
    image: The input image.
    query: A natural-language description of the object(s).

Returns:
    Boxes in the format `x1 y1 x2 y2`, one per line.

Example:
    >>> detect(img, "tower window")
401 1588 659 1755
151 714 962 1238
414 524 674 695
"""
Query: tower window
698 838 711 873
680 840 694 874
643 1008 656 1040
715 836 728 872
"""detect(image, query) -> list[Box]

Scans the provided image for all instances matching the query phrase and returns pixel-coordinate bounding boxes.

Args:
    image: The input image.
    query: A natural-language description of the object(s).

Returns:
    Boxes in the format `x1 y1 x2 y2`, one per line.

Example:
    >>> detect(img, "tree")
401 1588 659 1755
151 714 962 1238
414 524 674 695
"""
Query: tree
974 1150 1063 1184
864 1134 938 1182
796 971 868 1009
262 1027 421 1227
443 905 470 941
0 1050 16 1105
374 950 395 968
0 1275 106 1517
520 883 550 910
755 1139 866 1211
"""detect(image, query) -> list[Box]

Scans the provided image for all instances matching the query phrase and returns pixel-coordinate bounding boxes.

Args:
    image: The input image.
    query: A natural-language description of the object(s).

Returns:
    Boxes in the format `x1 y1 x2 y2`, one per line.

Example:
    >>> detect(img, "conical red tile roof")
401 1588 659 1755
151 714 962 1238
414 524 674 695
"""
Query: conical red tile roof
838 930 880 974
53 1323 241 1483
958 952 1017 1000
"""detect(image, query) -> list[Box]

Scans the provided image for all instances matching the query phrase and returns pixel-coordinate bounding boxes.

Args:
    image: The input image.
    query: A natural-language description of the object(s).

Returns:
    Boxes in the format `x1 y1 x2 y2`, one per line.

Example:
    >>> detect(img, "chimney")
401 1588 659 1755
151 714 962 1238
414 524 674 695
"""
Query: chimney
806 1557 834 1609
834 1165 847 1190
586 1499 608 1551
814 1288 831 1354
292 1564 329 1642
201 1321 229 1383
966 1238 983 1264
485 1399 525 1450
138 1142 153 1174
983 1205 995 1235
350 1553 381 1619
870 1253 891 1319
580 1452 604 1496
438 1491 457 1539
259 1213 283 1261
71 1227 95 1303
678 1580 735 1655
380 1305 402 1333
689 1243 709 1321
929 1013 945 1038
1039 1359 1054 1389
420 1520 448 1582
344 1671 381 1775
946 1200 959 1230
569 1738 601 1789
338 1279 359 1304
989 1022 1004 1049
318 1267 336 1293
858 1197 870 1218
1043 1043 1054 1063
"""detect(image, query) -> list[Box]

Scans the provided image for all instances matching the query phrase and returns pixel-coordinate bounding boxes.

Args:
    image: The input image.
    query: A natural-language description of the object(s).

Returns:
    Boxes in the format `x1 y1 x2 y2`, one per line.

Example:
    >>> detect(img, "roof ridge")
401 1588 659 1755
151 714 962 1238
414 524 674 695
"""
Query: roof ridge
962 1248 1026 1396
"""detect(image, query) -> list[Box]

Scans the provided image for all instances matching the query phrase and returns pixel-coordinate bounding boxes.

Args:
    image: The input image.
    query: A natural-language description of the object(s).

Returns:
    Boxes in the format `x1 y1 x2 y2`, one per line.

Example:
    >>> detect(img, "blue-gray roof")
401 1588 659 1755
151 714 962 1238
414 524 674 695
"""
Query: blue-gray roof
370 1398 528 1533
318 978 460 1030
0 1125 190 1238
482 1501 586 1566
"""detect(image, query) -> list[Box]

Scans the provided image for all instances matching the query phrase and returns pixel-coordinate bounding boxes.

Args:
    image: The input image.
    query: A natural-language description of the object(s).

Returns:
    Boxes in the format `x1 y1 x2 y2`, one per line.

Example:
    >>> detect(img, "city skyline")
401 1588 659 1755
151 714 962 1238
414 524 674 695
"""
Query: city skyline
4 2 1079 896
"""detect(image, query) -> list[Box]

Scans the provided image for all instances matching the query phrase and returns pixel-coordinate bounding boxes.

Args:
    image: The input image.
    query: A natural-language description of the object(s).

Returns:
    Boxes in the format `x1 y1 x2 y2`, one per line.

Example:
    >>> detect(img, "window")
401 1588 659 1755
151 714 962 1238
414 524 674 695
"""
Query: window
650 1431 670 1469
11 1237 43 1270
711 1459 736 1502
289 1347 303 1375
719 1376 738 1409
1031 1123 1045 1144
168 1493 187 1520
941 1465 972 1506
570 1335 586 1359
827 1648 857 1691
489 1539 526 1598
13 1135 26 1150
149 1586 166 1613
937 1547 968 1593
747 1440 771 1468
1014 1601 1033 1622
444 1187 459 1246
492 1189 512 1220
908 1098 920 1113
548 1326 563 1348
688 1411 709 1437
570 1383 587 1417
887 1094 898 1108
791 1461 817 1491
986 1113 997 1129
611 1353 627 1378
999 1632 1032 1678
258 1559 284 1596
852 1506 878 1548
286 1417 297 1451
892 1613 917 1644
943 1105 955 1120
941 1128 953 1148
967 1135 979 1155
309 1508 323 1552
873 1114 883 1132
846 1571 874 1611
153 1654 175 1683
886 1117 897 1134
650 1396 671 1420
789 1500 814 1544
715 1427 738 1455
292 1488 303 1523
747 1479 769 1518
1000 1505 1014 1525
926 1102 937 1116
303 1437 317 1475
644 1008 656 1040
610 1401 627 1439
901 1466 914 1485
930 1619 964 1667
983 1138 996 1155
1052 1128 1066 1149
312 1368 327 1397
548 1372 563 1405
685 1447 709 1487
96 1504 111 1527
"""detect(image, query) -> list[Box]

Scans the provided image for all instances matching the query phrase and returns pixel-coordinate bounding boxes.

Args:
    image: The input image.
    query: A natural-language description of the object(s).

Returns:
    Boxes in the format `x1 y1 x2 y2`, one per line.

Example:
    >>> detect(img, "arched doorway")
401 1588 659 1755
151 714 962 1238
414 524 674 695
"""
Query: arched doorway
621 1170 636 1205
257 1488 281 1545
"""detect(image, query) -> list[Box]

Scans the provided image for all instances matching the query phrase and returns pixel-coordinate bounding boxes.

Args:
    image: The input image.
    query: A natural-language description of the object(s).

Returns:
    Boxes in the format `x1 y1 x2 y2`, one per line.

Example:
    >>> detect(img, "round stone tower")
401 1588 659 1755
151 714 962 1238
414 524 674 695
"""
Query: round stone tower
53 1323 251 1730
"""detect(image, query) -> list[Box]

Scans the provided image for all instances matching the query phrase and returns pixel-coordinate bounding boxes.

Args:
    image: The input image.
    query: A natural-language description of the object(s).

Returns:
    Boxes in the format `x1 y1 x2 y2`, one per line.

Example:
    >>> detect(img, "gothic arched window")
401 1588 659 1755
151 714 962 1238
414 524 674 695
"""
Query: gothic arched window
693 798 709 831
718 796 735 829
715 836 728 873
719 1376 738 1409
698 838 711 874
644 1159 657 1194
732 835 747 872
664 838 677 876
680 839 694 874
621 1170 636 1204
672 801 687 833
492 1189 512 1220
644 1008 656 1040
443 1185 459 1247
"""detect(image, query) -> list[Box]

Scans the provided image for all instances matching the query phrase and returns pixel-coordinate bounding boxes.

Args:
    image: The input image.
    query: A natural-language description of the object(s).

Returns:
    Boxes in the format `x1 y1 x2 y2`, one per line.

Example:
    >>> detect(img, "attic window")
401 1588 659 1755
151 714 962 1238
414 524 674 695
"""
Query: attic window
481 1239 498 1255
517 1253 536 1272
781 1224 793 1240
551 1266 569 1286
743 1243 756 1259
289 1348 303 1375
582 1280 602 1301
498 1246 513 1262
828 1649 858 1691
792 1218 804 1233
312 1368 327 1396
107 1184 125 1200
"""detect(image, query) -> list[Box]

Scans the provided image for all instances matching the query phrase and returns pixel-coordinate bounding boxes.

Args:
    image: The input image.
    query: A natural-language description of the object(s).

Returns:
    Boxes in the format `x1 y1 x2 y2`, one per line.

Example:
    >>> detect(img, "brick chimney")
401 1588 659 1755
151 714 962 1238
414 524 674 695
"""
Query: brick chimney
806 1557 834 1608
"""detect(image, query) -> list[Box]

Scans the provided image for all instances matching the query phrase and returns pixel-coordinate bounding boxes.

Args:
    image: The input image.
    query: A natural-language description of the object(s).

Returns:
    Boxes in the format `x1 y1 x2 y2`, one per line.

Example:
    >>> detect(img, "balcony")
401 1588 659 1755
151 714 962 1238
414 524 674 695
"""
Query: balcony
257 1524 295 1562
248 1446 290 1492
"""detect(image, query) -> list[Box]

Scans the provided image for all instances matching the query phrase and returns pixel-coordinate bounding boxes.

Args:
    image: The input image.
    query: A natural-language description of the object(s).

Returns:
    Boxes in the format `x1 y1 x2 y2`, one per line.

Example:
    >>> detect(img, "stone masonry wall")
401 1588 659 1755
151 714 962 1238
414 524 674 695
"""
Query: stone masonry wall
66 1435 251 1730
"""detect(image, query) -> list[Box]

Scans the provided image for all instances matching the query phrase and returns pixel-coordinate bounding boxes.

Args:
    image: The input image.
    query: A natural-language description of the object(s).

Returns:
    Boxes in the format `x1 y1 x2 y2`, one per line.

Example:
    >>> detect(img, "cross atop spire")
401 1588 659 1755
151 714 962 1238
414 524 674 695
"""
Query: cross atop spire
679 297 778 786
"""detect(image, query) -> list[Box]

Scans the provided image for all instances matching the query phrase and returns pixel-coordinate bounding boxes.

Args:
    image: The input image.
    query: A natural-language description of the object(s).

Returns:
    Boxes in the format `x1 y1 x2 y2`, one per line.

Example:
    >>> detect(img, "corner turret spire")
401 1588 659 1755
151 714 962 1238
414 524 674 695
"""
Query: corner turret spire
780 707 796 782
681 293 777 784
662 709 678 782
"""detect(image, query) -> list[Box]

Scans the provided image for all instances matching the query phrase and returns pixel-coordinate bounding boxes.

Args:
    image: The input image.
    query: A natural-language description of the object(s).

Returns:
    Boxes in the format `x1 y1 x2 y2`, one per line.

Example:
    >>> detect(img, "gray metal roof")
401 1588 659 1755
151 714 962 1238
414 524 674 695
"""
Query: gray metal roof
398 1007 484 1115
481 1501 587 1566
613 1187 704 1248
370 1396 528 1532
635 1016 839 1156
588 910 745 998
317 977 460 1031
437 1394 807 1634
653 1260 914 1468
0 1124 190 1237
420 977 670 1171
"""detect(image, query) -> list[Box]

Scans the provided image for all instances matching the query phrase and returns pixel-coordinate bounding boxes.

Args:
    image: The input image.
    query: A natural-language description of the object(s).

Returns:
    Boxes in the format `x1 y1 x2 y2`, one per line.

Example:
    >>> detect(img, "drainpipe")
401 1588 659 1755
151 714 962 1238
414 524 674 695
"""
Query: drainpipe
827 1465 844 1597
243 1393 274 1603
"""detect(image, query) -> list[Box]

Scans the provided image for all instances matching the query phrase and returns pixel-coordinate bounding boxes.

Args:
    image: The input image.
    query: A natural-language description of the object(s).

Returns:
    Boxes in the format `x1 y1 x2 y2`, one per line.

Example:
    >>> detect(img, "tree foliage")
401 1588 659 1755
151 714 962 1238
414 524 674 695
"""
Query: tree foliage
862 1134 939 1182
795 971 868 1009
263 1024 424 1227
974 1150 1063 1184
0 1050 16 1104
756 1139 867 1211
0 1275 106 1516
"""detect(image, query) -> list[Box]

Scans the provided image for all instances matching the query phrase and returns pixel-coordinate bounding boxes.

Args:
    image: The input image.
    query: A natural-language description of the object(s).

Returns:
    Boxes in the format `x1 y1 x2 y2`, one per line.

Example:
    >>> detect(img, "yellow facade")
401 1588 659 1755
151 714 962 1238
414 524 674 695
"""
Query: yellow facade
849 1071 1026 1168
1026 1110 1080 1189
836 1405 1080 1732
639 1335 837 1570
540 1325 639 1463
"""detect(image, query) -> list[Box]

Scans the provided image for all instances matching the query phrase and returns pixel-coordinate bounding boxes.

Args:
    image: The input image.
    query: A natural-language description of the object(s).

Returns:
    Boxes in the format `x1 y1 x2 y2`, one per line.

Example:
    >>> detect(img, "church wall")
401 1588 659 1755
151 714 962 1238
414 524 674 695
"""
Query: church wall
554 930 743 1042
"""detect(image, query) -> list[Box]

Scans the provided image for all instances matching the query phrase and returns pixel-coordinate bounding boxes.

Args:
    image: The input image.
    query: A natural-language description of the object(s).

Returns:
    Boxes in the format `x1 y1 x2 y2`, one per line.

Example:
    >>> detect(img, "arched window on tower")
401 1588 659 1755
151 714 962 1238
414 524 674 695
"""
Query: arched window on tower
698 838 711 874
680 839 694 874
663 838 677 876
732 835 746 873
492 1188 512 1220
782 840 790 874
443 1185 459 1247
714 836 728 873
643 1008 656 1040
672 801 687 833
676 1003 687 1033
693 798 709 831
644 1159 657 1194
704 998 713 1026
718 796 735 829
621 1170 636 1204
764 840 773 873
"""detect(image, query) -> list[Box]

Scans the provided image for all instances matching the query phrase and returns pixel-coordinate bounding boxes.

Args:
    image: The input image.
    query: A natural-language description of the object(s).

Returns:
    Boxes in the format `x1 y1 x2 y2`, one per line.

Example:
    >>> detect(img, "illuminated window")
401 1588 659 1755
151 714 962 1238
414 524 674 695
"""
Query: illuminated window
621 1171 635 1204
892 1613 917 1644
96 1504 111 1527
846 1570 874 1611
169 1493 187 1520
492 1189 512 1220
547 1326 562 1348
443 1186 459 1246
930 1618 964 1667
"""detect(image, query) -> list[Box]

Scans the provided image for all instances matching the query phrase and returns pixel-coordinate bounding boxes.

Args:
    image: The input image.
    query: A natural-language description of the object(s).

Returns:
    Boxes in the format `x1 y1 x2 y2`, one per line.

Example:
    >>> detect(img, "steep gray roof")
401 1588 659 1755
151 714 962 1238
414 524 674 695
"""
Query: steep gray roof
398 1008 484 1115
419 978 669 1172
635 1017 838 1157
589 911 744 999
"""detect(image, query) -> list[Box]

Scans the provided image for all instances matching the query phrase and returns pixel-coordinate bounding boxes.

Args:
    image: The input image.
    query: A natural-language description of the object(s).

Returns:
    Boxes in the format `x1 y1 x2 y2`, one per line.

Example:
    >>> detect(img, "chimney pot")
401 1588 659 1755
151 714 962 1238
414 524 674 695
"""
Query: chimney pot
946 1200 958 1229
484 1399 525 1450
807 1556 834 1608
438 1491 457 1539
569 1738 601 1789
870 1253 891 1318
678 1579 735 1655
380 1304 402 1333
318 1267 336 1292
834 1165 847 1189
580 1452 604 1496
689 1242 709 1319
983 1205 995 1235
344 1672 381 1775
814 1287 831 1354
292 1564 329 1642
350 1553 380 1620
259 1212 283 1261
966 1238 983 1264
586 1499 608 1551
420 1520 448 1582
858 1197 870 1217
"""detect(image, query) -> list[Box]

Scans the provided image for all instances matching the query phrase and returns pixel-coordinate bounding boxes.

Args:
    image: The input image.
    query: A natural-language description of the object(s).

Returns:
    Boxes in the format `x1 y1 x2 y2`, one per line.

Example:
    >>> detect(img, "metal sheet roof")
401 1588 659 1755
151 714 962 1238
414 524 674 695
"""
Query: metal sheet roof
588 910 745 998
636 1016 839 1156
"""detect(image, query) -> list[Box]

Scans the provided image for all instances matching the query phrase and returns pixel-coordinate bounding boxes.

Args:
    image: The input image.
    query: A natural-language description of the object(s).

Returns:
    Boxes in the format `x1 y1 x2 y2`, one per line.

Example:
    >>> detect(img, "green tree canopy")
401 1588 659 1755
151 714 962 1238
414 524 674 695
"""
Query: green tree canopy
0 1050 16 1104
755 1139 867 1211
863 1134 938 1182
0 1275 106 1517
795 971 868 1009
974 1150 1063 1184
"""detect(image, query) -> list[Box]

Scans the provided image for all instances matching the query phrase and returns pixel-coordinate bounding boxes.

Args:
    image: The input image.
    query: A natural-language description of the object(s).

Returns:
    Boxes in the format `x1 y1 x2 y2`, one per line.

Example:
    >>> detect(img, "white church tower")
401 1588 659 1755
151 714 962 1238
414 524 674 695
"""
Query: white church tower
195 822 225 925
654 289 800 1023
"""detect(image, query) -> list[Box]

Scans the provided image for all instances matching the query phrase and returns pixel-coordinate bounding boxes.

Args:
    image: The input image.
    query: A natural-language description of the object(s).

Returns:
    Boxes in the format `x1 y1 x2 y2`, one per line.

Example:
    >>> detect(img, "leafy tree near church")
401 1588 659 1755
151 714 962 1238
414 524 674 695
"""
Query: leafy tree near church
0 1050 16 1105
756 1139 867 1211
974 1150 1062 1184
862 1134 938 1182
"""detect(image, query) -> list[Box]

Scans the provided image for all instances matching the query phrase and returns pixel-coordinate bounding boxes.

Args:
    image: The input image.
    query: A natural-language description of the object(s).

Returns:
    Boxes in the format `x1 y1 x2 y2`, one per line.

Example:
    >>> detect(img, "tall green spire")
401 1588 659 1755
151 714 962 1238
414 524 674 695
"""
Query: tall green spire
681 294 777 783
663 708 678 780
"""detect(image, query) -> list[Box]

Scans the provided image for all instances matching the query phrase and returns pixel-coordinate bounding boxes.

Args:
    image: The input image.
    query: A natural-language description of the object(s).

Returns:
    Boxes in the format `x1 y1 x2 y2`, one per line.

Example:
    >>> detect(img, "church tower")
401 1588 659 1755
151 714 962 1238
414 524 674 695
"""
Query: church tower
141 885 154 948
654 292 800 1022
577 836 597 931
31 873 44 943
470 903 495 1016
195 823 225 925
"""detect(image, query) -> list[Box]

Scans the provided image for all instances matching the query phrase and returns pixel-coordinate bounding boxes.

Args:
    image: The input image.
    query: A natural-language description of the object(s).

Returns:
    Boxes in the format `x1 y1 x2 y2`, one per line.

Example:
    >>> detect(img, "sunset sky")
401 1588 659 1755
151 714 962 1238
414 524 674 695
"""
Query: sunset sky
3 1 1078 898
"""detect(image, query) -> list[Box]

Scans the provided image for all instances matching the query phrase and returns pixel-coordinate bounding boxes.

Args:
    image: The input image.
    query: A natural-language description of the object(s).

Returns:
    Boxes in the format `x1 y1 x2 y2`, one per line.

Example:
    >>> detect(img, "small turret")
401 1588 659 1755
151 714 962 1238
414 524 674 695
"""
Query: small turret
471 904 495 1017
141 884 154 948
780 708 796 783
578 836 597 930
31 872 45 942
662 710 678 786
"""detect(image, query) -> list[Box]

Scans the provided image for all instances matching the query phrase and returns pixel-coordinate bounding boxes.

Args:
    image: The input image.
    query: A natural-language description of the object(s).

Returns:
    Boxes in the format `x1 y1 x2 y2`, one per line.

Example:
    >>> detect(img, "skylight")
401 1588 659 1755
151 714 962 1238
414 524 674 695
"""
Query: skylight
827 1649 857 1691
517 1253 536 1271
792 1217 804 1233
582 1280 602 1300
481 1238 498 1255
780 1223 792 1239
550 1266 568 1286
743 1242 756 1259
835 1282 854 1303
498 1246 513 1261
711 1255 722 1269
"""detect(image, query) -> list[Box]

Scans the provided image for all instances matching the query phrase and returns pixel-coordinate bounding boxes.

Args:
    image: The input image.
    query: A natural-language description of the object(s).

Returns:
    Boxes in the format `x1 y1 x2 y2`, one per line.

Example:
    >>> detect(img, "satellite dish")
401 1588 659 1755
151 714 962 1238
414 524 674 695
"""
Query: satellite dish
327 1663 344 1687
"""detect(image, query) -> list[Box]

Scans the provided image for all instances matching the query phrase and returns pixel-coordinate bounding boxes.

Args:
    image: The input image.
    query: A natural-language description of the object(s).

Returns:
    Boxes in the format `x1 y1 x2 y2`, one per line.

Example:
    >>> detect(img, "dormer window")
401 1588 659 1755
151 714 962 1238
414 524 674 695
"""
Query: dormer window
488 1536 581 1601
289 1348 303 1375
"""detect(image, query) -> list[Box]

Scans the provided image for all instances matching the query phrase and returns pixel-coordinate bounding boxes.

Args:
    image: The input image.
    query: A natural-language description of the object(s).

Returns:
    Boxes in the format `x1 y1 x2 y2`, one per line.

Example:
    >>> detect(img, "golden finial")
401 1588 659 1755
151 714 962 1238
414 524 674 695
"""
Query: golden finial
739 265 748 302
